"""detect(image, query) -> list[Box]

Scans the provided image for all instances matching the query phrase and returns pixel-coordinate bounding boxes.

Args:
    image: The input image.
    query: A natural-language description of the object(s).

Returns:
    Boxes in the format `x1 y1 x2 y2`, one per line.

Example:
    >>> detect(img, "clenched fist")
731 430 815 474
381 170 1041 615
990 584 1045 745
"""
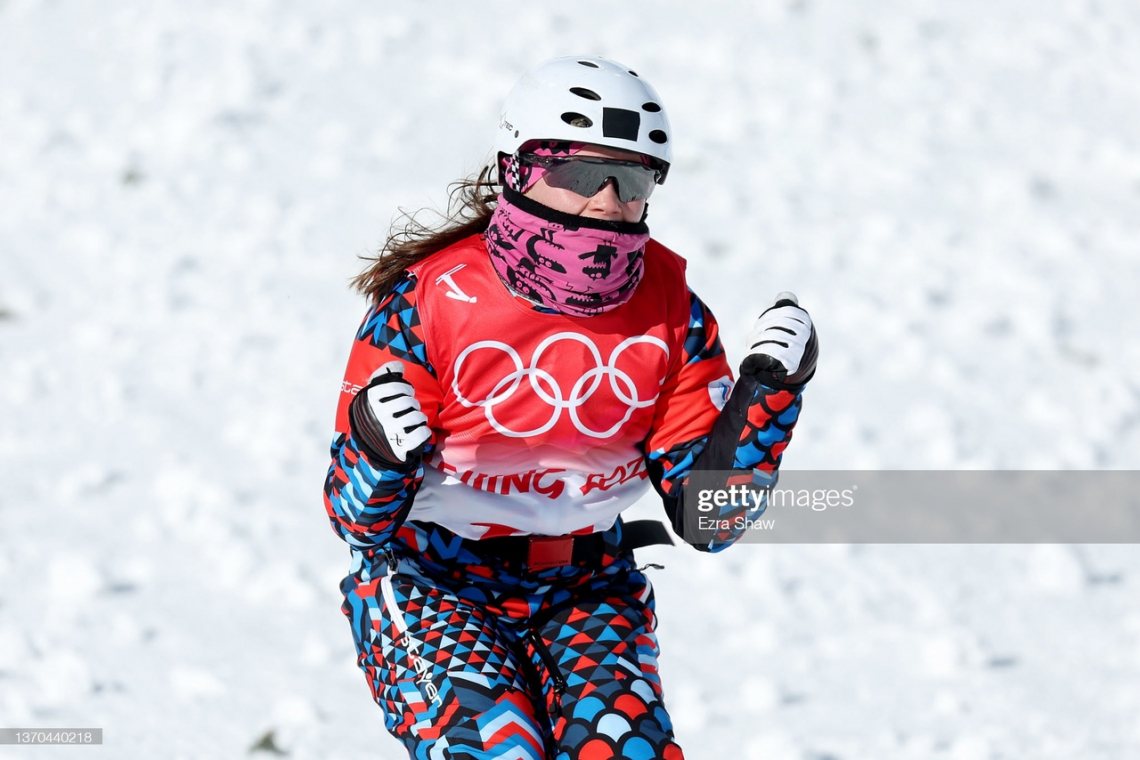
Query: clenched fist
349 361 432 468
740 292 818 391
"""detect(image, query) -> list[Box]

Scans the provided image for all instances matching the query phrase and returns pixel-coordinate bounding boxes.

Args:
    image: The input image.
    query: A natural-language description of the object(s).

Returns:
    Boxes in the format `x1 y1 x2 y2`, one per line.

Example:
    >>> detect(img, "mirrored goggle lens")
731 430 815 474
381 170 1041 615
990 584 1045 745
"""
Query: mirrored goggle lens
535 158 660 202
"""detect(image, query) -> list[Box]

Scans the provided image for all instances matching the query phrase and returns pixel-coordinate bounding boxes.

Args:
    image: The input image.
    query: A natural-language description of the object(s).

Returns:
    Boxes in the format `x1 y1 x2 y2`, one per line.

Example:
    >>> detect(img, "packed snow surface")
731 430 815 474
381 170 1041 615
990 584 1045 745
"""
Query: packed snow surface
2 1 1139 757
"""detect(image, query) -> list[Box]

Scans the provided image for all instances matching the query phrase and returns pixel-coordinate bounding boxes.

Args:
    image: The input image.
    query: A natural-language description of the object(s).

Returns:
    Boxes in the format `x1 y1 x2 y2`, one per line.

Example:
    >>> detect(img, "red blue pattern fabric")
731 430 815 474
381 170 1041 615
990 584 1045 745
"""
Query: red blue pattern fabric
355 274 432 371
324 431 425 554
652 372 802 552
341 536 683 760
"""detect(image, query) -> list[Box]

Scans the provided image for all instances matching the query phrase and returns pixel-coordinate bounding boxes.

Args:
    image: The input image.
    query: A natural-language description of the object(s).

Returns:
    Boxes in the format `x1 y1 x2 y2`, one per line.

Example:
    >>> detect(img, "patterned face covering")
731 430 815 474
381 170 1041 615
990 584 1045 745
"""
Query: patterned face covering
486 142 651 317
484 187 649 317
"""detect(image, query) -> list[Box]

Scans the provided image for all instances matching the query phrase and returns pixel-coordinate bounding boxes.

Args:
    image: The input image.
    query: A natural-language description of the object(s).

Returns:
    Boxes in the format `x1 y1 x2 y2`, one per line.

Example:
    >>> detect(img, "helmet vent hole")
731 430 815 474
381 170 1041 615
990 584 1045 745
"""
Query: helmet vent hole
629 70 639 77
577 60 600 68
649 130 668 144
642 102 661 113
570 87 602 101
561 112 594 128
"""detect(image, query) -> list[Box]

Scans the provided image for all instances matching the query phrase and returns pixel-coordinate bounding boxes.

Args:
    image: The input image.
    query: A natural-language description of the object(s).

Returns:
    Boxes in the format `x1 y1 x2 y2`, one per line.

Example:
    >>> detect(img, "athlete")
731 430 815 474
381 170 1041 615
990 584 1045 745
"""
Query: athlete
323 56 818 759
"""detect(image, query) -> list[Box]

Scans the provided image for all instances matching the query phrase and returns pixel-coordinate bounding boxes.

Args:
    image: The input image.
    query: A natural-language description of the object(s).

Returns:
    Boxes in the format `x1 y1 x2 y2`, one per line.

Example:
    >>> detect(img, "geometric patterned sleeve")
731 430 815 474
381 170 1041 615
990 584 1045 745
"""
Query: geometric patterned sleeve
643 289 731 529
644 290 803 553
323 272 443 553
686 376 802 553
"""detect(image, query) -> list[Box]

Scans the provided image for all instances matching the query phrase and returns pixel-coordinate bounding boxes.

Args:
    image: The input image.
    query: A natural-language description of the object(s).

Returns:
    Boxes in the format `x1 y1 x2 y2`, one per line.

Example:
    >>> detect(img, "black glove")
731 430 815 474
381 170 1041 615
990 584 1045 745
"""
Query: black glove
348 361 432 469
740 292 818 391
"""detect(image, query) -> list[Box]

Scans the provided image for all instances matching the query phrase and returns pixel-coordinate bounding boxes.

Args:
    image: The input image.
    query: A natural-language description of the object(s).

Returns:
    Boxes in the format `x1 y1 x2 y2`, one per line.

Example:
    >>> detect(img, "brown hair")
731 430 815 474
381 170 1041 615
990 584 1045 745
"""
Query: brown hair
351 165 500 303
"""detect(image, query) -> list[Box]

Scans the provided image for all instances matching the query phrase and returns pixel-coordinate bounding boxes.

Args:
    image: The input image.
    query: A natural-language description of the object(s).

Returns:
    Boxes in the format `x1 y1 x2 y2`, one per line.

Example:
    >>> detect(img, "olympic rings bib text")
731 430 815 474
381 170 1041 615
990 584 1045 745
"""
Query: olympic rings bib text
451 332 669 439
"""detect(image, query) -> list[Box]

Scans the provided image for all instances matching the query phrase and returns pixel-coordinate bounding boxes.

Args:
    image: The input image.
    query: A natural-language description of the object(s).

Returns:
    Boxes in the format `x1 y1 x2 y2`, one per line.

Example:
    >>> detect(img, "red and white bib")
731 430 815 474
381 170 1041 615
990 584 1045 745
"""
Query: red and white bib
404 235 695 539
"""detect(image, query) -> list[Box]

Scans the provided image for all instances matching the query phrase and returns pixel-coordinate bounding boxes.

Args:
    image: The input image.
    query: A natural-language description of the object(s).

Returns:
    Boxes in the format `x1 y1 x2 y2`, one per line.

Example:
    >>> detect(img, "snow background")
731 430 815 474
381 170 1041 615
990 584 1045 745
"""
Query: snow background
2 0 1139 757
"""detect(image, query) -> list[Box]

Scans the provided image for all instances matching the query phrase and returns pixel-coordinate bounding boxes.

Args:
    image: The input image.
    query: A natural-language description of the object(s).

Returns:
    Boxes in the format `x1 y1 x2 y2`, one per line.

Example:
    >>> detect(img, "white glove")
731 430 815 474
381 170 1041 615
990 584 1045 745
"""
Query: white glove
348 361 432 467
741 292 818 389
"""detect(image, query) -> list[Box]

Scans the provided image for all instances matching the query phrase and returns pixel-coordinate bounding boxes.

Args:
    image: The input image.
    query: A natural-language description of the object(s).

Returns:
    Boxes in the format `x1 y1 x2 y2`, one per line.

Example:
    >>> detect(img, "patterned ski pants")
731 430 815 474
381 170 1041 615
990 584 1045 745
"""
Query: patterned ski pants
341 556 685 759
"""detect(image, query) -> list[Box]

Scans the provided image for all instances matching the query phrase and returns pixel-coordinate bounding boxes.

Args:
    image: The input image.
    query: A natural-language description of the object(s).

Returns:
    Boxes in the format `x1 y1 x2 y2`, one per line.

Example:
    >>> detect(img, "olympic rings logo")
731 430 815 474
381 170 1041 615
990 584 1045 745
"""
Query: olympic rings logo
451 332 669 439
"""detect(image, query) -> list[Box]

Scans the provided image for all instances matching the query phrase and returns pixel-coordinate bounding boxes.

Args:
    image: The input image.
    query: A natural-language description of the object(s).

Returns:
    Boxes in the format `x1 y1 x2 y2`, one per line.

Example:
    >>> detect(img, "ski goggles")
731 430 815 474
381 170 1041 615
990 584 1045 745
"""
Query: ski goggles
519 153 663 202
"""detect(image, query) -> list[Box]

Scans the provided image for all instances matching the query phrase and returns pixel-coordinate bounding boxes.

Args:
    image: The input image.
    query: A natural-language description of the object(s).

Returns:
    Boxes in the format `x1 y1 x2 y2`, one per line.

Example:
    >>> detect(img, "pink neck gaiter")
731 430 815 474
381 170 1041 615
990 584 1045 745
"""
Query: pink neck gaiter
484 188 650 317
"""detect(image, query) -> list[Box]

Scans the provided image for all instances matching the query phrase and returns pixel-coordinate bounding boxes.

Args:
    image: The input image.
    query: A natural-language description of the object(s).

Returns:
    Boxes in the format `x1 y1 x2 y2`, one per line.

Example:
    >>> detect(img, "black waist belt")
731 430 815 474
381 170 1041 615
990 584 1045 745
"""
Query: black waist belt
422 519 674 572
620 519 675 552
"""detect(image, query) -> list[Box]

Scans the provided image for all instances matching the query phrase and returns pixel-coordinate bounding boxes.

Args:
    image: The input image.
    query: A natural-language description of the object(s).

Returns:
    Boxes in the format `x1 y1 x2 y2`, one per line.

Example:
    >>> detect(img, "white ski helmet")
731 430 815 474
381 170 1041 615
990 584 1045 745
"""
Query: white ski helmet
495 55 673 180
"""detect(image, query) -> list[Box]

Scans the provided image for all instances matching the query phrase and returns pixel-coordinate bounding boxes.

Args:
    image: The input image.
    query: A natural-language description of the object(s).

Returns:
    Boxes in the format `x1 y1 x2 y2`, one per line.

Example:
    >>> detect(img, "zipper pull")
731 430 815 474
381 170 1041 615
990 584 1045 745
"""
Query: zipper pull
527 631 567 695
383 548 399 573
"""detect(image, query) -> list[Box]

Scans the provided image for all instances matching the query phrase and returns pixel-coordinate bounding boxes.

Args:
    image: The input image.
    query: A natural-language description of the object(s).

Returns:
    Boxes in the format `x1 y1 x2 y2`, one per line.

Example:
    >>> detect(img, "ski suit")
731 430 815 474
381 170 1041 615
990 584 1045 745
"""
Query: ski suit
324 232 803 759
